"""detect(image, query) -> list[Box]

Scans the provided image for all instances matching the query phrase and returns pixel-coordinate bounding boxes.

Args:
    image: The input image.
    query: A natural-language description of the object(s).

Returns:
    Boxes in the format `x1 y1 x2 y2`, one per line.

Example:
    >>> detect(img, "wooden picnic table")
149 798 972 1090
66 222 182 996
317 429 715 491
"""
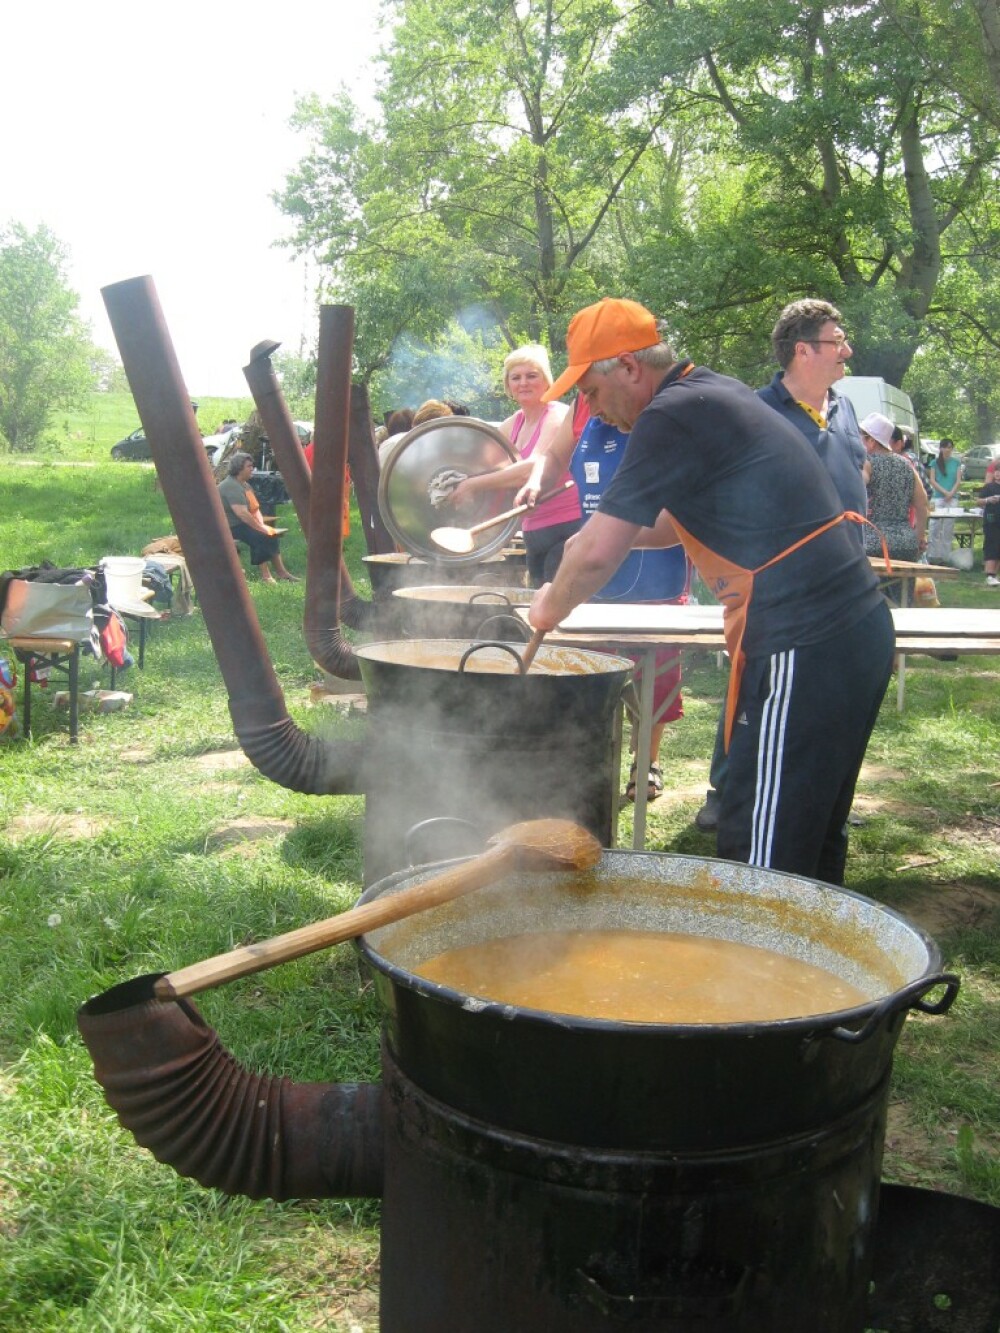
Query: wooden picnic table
1 581 163 740
868 559 959 709
868 557 957 604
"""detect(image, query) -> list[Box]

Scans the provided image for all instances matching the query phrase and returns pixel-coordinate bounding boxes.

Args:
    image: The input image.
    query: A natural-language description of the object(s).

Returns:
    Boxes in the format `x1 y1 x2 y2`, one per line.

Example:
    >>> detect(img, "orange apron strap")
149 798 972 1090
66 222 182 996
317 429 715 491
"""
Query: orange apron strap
752 511 890 573
722 511 881 750
673 508 881 752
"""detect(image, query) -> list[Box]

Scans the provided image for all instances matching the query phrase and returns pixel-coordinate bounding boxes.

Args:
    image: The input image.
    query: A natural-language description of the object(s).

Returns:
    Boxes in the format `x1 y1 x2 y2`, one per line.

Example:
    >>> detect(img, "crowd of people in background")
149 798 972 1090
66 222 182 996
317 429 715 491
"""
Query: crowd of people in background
357 297 987 829
179 268 1000 896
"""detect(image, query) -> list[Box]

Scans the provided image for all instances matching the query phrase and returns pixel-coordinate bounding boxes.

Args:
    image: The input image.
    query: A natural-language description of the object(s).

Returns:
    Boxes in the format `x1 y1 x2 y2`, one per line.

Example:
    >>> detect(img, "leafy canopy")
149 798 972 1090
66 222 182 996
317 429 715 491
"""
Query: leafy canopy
276 0 1000 439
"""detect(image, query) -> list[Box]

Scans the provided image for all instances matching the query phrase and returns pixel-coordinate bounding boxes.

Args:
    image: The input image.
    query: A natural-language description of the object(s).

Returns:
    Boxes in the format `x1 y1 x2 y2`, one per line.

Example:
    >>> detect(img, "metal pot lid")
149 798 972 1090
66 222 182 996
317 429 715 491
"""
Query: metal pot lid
377 417 520 562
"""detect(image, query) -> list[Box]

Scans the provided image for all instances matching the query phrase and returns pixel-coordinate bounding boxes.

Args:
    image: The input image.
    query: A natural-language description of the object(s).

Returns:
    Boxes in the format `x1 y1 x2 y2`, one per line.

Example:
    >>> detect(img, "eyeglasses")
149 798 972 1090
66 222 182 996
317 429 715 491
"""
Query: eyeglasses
810 336 850 349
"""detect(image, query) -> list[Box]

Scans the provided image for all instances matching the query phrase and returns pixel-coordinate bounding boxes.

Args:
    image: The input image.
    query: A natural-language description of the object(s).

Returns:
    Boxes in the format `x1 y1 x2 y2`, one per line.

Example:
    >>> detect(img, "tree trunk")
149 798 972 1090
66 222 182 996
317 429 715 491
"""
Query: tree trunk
975 0 1000 114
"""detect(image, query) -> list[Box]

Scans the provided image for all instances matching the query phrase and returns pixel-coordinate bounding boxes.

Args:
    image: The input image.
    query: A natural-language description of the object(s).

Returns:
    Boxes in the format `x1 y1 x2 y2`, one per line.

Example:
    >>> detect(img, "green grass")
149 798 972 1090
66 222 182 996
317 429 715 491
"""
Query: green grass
37 391 257 463
1 432 999 1330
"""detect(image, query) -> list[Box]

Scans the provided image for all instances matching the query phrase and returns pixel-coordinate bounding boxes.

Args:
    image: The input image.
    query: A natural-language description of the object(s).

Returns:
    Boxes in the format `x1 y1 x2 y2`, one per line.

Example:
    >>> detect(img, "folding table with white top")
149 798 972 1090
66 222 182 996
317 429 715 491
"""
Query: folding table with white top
519 604 1000 849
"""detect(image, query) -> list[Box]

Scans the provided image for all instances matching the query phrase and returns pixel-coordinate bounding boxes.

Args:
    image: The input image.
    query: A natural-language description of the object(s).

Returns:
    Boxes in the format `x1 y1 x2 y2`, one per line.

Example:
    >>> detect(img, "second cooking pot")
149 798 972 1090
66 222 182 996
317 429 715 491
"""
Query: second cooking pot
391 584 535 640
355 639 632 883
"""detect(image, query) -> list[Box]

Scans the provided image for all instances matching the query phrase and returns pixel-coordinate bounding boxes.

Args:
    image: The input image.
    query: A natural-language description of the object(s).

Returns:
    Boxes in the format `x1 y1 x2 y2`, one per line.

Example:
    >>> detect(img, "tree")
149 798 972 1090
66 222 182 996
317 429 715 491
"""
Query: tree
274 0 1000 436
90 347 129 393
272 348 317 418
971 0 1000 115
0 222 93 452
276 0 674 372
614 0 1000 391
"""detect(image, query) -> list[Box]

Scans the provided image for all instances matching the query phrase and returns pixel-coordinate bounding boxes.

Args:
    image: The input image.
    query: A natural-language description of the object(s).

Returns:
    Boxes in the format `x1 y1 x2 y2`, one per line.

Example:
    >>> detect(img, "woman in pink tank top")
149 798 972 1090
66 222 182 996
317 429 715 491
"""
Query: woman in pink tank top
447 344 581 585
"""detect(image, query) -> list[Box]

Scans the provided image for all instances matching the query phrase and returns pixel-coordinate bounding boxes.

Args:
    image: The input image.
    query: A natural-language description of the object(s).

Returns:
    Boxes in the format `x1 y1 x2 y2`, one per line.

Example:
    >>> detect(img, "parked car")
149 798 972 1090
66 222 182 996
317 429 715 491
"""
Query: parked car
110 427 152 461
203 430 239 468
111 427 233 466
960 442 1000 481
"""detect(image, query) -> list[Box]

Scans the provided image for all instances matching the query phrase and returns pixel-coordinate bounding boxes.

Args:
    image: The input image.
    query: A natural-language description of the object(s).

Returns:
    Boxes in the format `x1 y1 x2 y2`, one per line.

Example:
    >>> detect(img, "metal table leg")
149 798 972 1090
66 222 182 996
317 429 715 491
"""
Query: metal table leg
67 645 80 743
630 646 657 850
896 580 909 712
22 656 33 738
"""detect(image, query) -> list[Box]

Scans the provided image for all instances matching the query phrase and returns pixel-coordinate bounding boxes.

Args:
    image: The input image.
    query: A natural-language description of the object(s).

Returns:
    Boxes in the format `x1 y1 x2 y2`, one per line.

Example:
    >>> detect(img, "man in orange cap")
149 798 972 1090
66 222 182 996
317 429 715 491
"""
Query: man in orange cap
529 298 894 885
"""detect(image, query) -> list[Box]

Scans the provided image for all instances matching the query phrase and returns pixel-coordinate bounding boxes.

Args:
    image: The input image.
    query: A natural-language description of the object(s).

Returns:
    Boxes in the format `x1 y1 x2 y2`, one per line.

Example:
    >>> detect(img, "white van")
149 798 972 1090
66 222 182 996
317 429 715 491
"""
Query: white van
833 376 919 443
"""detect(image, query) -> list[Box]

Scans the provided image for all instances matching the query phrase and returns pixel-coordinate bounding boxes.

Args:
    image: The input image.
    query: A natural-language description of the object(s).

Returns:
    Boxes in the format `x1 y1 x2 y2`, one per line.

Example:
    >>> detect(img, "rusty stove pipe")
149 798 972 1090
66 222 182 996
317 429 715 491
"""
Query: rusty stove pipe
242 340 374 634
77 974 383 1201
242 339 314 537
303 306 364 681
101 275 363 793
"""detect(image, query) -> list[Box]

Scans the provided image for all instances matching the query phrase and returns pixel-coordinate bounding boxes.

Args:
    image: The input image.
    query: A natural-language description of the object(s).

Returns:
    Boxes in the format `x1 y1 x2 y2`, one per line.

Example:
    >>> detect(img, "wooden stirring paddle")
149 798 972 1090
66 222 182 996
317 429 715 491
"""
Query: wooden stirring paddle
430 480 575 554
520 627 546 672
154 818 603 1001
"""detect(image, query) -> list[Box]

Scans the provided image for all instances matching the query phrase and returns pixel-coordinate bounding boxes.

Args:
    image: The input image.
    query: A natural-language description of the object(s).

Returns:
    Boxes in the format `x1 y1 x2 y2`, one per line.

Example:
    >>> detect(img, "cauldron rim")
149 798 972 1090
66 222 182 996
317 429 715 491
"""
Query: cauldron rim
355 637 634 676
355 849 945 1039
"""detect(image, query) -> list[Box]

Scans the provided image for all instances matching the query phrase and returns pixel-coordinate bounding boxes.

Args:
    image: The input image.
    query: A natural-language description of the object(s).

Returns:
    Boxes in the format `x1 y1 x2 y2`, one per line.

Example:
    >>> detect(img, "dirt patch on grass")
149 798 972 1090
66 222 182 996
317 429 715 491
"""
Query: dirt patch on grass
859 763 908 784
193 749 252 773
206 817 295 855
650 779 709 808
893 882 1000 939
7 811 109 842
262 1225 380 1331
852 764 923 819
883 1099 955 1186
846 792 922 818
119 746 155 763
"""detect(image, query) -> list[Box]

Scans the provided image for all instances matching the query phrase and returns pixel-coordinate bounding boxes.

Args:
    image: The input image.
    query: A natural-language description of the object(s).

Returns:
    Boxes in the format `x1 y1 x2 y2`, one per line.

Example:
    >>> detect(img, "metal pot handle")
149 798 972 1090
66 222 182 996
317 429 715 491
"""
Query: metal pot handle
475 613 530 642
403 816 483 866
468 590 514 607
829 972 960 1044
459 641 526 674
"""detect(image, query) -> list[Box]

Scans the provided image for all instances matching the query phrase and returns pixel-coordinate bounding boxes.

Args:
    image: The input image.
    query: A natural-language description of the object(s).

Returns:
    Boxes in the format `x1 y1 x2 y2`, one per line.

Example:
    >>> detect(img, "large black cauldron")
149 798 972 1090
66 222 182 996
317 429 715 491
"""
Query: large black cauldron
362 551 512 600
357 850 958 1332
77 849 961 1332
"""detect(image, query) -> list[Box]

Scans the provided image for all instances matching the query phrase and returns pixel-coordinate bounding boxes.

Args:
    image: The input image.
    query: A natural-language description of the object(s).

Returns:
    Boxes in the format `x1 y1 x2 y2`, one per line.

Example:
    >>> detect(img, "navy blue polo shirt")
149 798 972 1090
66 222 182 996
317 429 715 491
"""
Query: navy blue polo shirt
756 372 868 521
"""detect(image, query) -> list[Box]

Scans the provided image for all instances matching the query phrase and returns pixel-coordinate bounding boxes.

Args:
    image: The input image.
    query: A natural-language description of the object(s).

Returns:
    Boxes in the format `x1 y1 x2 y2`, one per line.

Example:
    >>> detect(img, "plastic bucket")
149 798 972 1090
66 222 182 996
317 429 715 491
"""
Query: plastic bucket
102 556 145 605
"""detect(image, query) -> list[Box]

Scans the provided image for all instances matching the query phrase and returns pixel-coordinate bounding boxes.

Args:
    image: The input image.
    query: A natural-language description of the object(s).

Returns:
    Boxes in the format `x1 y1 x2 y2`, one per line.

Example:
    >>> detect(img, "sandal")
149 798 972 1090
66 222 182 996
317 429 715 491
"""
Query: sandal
625 762 664 803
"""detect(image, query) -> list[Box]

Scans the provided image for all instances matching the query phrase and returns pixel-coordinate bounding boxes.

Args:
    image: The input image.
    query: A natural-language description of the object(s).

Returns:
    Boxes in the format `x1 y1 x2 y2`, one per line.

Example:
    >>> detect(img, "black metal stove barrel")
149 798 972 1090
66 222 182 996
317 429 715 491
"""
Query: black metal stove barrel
379 1051 885 1332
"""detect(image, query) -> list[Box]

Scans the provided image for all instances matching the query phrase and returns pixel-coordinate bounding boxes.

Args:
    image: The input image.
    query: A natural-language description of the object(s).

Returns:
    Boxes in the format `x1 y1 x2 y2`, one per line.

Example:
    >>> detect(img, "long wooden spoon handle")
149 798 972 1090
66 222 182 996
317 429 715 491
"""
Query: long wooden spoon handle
468 480 574 536
520 627 546 672
154 843 514 1001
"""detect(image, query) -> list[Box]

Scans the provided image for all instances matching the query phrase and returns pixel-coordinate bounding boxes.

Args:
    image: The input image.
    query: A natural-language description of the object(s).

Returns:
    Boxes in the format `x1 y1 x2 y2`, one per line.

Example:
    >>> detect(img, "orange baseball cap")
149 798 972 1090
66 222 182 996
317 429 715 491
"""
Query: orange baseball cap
542 298 659 402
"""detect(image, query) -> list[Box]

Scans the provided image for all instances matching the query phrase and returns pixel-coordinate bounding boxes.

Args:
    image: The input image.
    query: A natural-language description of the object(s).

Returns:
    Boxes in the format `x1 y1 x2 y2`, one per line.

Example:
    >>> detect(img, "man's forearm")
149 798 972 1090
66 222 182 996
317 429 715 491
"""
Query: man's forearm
529 513 640 629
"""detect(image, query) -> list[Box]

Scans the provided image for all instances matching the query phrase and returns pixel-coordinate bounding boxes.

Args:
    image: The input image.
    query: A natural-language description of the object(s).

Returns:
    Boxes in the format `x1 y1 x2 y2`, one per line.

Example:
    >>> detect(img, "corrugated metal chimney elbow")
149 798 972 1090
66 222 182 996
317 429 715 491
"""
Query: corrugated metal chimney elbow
78 975 383 1201
230 709 366 794
101 276 369 796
